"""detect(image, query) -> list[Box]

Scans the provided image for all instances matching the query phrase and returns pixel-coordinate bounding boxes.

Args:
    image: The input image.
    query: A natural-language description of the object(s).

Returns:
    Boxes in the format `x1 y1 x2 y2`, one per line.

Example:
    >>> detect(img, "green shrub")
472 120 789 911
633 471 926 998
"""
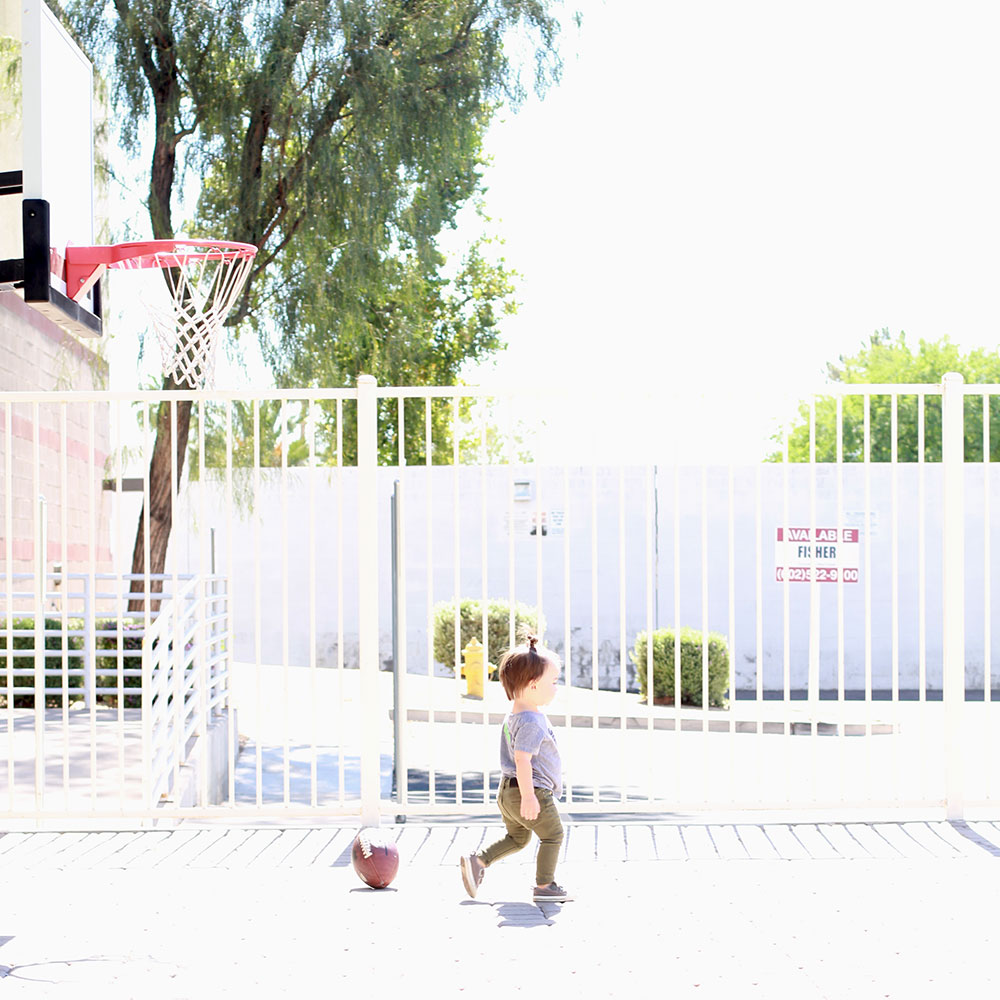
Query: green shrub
0 617 85 708
432 599 545 674
630 628 730 708
0 618 149 708
94 620 145 708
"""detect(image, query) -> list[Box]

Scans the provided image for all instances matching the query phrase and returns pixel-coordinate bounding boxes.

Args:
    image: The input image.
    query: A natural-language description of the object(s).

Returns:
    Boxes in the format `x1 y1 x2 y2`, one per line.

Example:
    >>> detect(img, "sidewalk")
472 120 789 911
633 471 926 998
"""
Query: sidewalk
1 819 999 997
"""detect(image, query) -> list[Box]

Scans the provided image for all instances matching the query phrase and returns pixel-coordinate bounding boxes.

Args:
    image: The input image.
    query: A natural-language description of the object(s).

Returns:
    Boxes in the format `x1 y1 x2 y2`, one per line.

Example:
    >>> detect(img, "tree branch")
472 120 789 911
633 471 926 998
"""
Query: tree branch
244 99 354 251
238 0 315 245
111 0 163 93
418 4 484 67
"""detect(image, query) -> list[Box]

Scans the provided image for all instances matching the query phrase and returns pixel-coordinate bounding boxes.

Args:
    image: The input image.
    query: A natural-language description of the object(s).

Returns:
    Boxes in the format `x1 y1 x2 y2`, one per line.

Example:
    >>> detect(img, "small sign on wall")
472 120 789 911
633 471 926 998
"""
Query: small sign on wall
504 510 566 536
775 526 860 583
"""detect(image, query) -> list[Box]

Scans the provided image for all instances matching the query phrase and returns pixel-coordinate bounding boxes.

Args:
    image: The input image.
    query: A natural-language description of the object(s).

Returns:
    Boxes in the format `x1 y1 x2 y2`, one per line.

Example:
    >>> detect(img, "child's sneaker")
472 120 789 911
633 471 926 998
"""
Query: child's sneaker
460 854 485 898
533 882 572 902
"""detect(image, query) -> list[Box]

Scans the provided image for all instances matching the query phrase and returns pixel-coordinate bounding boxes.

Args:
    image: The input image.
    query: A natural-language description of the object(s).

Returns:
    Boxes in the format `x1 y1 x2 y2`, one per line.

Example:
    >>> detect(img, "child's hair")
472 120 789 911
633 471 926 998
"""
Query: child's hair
497 635 558 700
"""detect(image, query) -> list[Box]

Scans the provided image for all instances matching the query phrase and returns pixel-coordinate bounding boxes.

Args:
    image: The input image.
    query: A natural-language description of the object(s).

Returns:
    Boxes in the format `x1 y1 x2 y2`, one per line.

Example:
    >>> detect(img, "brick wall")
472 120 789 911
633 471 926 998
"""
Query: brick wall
0 293 113 585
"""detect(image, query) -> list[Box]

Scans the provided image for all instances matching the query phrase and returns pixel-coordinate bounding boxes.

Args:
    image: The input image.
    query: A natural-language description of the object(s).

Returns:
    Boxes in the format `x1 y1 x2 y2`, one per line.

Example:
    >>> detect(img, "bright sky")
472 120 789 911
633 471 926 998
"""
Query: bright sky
455 0 1000 462
109 0 1000 464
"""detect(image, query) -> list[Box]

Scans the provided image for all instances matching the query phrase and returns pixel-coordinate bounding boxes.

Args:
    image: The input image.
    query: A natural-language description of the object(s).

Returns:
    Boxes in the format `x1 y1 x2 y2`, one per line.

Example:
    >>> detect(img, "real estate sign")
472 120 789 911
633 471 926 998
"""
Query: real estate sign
775 526 860 583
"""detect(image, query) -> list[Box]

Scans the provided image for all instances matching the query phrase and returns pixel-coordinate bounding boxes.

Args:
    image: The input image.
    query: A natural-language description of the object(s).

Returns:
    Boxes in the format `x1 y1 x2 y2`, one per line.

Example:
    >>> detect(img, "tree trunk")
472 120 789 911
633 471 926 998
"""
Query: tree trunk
125 9 185 614
127 385 192 613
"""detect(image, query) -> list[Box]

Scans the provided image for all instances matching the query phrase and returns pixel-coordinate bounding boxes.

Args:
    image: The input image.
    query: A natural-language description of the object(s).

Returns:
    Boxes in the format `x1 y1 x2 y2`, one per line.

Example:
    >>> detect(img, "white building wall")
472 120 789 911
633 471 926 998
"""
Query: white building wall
155 461 1000 696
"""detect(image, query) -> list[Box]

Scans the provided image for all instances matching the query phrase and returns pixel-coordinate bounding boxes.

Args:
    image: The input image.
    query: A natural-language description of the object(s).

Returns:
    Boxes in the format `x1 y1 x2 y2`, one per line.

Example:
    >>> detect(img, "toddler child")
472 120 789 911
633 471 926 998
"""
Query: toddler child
460 635 571 902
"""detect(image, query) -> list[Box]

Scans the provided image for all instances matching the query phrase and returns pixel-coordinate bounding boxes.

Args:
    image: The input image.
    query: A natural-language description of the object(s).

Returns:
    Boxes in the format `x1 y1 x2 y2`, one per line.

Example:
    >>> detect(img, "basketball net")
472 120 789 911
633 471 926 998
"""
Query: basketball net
117 243 255 389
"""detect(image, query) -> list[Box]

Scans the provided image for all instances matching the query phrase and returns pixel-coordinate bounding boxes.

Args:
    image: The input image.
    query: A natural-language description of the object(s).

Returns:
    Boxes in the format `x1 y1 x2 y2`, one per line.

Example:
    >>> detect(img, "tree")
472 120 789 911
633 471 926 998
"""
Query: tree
189 390 536 486
770 329 1000 462
65 0 569 606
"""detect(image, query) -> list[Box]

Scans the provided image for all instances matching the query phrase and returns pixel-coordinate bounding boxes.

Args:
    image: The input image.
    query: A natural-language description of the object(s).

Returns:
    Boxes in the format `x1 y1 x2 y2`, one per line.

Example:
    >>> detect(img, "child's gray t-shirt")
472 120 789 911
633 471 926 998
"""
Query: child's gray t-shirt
500 710 562 798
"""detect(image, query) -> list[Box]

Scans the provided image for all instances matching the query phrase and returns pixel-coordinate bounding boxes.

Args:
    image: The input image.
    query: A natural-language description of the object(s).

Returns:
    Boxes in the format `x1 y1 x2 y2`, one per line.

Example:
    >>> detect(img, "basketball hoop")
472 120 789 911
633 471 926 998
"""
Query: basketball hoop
64 239 257 388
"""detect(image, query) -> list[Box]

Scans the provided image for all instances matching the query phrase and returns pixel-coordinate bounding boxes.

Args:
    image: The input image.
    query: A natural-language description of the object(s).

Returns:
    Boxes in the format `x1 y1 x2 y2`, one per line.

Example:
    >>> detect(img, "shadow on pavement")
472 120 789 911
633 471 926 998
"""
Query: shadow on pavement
949 822 1000 856
494 902 558 928
401 769 652 807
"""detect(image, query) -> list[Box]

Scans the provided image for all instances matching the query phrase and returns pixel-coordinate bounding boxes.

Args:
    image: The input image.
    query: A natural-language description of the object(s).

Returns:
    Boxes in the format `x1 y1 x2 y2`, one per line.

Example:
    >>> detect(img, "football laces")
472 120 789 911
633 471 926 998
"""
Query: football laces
358 830 375 859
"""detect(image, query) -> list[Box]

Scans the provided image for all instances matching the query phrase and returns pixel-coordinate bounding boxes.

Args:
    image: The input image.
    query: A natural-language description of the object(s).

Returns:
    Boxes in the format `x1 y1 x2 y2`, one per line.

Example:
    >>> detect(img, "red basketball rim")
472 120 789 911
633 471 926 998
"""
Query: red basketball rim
64 239 258 301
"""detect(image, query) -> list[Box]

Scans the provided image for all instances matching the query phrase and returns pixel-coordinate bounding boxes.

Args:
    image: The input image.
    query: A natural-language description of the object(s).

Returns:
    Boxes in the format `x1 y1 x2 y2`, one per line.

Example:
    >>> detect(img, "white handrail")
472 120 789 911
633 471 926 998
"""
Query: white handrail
140 575 230 809
0 573 227 711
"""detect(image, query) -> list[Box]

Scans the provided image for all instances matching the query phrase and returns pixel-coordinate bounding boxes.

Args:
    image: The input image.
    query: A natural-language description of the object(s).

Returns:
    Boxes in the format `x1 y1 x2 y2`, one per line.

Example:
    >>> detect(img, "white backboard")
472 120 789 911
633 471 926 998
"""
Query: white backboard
21 0 94 295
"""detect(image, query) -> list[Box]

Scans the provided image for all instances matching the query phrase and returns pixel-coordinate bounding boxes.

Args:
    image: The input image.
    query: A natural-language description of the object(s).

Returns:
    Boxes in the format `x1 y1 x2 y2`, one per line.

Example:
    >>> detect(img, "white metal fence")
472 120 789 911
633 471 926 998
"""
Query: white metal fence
0 374 998 824
1 572 212 705
142 574 232 810
0 570 230 820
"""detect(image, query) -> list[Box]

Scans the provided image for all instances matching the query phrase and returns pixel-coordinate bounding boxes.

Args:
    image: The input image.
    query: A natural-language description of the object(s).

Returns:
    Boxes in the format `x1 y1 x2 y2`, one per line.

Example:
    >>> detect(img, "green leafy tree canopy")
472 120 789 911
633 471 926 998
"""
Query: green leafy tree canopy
770 329 1000 462
62 0 572 599
68 0 568 391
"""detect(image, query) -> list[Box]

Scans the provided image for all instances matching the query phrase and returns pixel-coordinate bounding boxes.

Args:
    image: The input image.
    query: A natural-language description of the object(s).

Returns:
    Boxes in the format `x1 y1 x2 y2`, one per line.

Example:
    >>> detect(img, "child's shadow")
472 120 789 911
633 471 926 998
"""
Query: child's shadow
494 901 560 928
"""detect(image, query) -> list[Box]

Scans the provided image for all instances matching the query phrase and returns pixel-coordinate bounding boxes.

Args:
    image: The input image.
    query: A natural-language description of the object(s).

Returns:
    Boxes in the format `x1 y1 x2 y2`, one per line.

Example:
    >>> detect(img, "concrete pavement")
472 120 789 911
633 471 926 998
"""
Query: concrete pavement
1 819 999 997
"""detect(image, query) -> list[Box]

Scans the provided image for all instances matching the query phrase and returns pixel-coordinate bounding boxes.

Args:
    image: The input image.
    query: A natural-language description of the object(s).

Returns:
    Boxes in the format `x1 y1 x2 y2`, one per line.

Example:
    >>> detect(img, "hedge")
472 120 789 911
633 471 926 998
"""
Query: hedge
630 627 730 708
432 599 545 674
94 621 145 708
0 617 85 708
0 618 146 708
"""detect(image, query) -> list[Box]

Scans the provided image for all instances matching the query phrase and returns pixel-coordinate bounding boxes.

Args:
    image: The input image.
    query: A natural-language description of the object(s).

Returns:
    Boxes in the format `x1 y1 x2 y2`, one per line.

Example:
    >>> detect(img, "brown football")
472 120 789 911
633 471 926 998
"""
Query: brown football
351 828 400 889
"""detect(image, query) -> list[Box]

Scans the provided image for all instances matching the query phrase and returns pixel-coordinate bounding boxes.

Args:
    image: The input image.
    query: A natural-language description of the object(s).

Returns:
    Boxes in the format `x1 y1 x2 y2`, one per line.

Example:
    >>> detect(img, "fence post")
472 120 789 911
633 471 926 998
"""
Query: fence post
82 574 94 709
357 375 381 826
392 480 407 815
197 578 209 807
941 371 965 820
141 623 152 812
34 494 47 811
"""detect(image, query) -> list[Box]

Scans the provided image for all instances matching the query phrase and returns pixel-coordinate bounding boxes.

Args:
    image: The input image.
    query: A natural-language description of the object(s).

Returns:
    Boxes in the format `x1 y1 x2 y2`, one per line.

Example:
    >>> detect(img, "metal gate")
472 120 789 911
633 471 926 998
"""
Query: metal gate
1 375 998 825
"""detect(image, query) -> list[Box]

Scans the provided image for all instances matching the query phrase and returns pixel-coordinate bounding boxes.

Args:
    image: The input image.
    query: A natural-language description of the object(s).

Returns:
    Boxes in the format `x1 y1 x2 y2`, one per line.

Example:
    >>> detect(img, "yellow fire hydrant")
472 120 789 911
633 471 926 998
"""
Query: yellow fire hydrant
463 636 484 698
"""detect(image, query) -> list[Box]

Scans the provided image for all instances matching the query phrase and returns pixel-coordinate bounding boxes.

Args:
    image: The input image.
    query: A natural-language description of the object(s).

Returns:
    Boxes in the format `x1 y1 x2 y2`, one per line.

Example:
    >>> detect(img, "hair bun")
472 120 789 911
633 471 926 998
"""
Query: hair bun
527 635 538 651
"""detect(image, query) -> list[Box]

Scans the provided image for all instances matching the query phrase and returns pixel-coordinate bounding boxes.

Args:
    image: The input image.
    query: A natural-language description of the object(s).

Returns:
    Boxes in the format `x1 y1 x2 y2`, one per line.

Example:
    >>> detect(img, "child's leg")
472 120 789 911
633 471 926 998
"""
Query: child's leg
530 790 564 887
478 780 532 867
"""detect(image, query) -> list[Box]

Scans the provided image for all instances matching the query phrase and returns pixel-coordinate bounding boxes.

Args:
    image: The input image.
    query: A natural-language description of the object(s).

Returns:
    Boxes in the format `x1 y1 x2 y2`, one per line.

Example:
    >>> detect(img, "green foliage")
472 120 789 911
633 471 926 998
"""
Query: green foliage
188 399 313 474
0 34 21 126
187 391 535 473
770 330 1000 462
432 599 545 674
0 618 186 709
94 621 145 709
630 628 730 708
454 396 537 465
67 1 567 396
273 230 519 399
0 618 85 708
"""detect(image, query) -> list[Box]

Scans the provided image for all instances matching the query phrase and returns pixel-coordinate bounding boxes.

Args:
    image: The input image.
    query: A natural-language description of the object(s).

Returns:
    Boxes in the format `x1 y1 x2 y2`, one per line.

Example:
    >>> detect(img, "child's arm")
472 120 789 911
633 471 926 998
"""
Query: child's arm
514 750 539 820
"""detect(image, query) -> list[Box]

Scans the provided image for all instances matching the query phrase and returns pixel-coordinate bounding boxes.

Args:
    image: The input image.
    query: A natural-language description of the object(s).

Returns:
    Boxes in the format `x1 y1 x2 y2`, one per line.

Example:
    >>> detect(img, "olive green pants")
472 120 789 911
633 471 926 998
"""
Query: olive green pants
478 777 564 886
